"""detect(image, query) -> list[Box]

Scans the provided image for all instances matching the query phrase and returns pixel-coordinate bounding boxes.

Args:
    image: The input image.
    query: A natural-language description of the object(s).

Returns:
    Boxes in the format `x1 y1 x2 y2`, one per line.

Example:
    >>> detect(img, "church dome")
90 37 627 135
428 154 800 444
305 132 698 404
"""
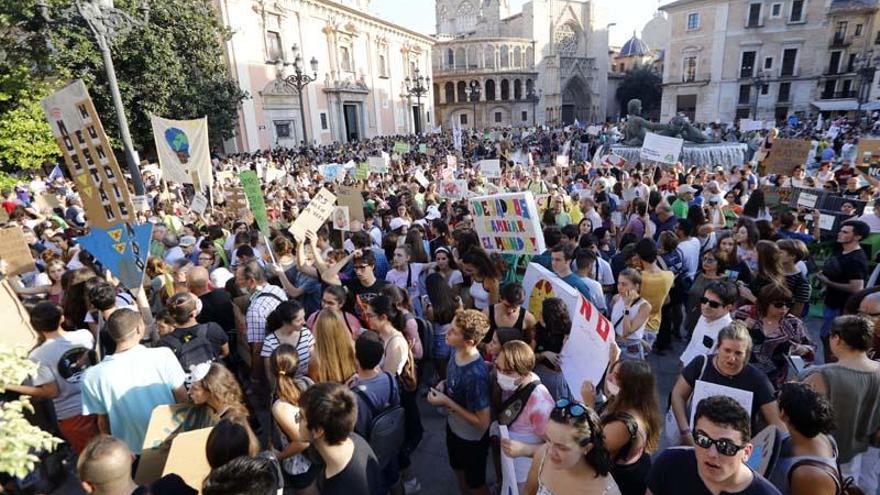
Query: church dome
619 32 651 57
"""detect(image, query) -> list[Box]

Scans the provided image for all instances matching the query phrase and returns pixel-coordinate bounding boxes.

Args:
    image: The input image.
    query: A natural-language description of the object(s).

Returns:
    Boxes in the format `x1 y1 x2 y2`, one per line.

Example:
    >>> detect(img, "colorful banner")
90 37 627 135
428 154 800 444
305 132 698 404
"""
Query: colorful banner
77 222 152 291
150 115 213 191
469 192 545 254
640 132 684 164
240 170 269 236
320 163 344 183
522 263 612 392
289 188 336 239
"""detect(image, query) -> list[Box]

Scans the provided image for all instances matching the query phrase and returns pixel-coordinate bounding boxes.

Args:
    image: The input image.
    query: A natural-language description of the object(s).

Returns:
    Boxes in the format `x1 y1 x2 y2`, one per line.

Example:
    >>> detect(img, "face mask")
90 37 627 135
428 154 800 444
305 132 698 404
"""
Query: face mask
605 379 620 397
496 372 519 392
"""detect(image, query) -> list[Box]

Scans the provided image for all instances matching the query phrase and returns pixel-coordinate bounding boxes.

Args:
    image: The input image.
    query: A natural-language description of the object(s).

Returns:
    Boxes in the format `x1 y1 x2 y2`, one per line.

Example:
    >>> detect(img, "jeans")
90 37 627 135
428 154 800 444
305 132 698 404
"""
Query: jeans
840 447 880 495
820 305 842 339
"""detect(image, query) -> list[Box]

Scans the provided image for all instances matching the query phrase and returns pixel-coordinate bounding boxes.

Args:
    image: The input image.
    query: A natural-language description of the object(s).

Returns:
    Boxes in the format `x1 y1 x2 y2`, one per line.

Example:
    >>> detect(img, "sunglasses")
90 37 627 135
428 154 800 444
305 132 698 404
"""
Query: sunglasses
693 430 746 456
700 297 724 309
554 398 587 420
771 301 792 309
702 257 718 264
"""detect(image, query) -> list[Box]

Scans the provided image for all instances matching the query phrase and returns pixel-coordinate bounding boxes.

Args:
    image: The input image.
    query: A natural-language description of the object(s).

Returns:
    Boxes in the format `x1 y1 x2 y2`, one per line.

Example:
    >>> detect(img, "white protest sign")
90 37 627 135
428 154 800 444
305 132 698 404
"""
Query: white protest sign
498 425 520 495
131 195 150 213
555 154 570 167
469 192 546 255
797 192 819 209
190 192 208 215
689 381 754 428
586 125 601 136
522 263 613 392
439 179 469 200
819 213 836 231
827 126 841 139
414 169 429 188
640 132 684 164
479 159 502 178
740 119 764 132
289 188 337 239
446 155 458 168
368 156 388 174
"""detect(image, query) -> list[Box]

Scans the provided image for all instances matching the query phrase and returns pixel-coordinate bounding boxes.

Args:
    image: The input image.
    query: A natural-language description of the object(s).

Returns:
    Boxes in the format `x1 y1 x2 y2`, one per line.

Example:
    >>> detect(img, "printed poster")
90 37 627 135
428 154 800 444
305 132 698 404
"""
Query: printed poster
289 188 337 239
640 132 684 164
332 206 351 231
150 115 213 191
522 263 612 392
469 192 545 255
190 192 208 216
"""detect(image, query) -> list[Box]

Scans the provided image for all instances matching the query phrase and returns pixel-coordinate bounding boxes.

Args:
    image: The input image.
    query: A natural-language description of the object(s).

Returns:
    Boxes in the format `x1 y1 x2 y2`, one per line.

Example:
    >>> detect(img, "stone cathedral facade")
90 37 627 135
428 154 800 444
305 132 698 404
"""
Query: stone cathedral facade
431 0 609 129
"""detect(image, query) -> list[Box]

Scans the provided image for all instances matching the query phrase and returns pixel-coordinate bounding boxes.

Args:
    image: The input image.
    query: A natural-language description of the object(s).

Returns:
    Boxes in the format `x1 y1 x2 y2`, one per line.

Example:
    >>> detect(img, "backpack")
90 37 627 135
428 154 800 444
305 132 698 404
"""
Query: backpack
389 332 418 393
165 324 217 373
414 317 434 361
352 373 405 469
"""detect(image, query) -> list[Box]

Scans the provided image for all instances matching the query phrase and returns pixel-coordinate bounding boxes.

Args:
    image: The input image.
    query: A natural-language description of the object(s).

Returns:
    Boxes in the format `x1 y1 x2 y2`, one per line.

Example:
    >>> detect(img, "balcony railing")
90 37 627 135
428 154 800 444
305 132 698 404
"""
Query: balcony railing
820 90 858 99
831 33 851 47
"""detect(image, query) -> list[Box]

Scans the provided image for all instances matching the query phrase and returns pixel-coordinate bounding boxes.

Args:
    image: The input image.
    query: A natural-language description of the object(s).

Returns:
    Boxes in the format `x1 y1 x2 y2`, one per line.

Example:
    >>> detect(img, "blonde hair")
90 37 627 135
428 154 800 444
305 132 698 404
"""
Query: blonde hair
498 340 535 376
312 309 357 384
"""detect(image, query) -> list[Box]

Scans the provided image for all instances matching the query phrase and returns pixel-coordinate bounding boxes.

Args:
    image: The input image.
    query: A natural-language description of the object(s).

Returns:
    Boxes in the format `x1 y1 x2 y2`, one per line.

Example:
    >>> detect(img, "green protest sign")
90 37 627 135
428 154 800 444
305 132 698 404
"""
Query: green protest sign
419 143 427 153
394 141 411 154
240 170 269 236
355 162 370 180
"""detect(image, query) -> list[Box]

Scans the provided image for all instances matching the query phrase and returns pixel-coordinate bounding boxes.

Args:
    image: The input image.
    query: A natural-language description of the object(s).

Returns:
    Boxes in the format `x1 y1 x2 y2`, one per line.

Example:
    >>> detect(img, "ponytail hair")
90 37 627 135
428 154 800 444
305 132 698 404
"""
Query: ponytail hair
270 344 302 405
368 295 405 332
267 300 304 334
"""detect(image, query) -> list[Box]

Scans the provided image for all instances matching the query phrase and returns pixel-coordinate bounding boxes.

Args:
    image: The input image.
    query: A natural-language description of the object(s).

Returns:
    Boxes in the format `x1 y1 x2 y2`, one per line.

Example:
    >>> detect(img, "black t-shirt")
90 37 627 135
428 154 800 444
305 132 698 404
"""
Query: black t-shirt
682 354 775 433
317 433 381 495
648 447 781 495
344 278 388 323
160 322 229 357
197 289 237 332
133 474 197 495
822 248 868 310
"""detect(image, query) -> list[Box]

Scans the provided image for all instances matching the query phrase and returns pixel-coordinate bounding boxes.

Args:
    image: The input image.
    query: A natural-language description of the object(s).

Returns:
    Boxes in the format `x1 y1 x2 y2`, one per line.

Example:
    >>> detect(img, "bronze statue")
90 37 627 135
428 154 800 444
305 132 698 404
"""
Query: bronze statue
622 98 715 146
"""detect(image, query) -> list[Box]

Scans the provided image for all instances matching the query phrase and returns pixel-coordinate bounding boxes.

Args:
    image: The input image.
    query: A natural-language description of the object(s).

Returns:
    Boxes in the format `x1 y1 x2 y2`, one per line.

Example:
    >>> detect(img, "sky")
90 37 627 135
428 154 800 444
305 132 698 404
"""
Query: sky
371 0 669 47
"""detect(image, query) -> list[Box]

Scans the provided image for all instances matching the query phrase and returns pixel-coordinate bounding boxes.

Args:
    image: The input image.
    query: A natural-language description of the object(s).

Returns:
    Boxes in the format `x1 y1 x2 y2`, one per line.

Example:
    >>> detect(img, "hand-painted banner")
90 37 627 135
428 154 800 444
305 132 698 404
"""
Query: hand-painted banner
289 188 336 239
77 222 152 291
150 115 213 191
240 170 269 236
0 227 36 276
355 162 370 180
468 192 545 255
439 180 468 200
368 156 388 174
522 262 612 392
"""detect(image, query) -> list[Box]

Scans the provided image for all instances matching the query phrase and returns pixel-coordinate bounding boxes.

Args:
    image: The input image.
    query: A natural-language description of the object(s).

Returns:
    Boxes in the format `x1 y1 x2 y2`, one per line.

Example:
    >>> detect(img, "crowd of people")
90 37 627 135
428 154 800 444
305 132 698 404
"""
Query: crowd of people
2 119 880 495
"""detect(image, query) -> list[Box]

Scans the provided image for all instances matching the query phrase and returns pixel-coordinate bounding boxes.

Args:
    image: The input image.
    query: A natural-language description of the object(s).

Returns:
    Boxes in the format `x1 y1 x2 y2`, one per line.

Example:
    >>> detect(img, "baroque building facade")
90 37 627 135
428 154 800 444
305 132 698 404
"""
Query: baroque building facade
431 0 610 129
214 0 434 152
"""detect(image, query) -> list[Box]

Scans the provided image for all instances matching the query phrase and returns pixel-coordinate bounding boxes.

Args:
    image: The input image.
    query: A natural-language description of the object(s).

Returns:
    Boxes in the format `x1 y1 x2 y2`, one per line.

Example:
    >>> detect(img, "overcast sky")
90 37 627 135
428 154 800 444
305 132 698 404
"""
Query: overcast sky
371 0 669 47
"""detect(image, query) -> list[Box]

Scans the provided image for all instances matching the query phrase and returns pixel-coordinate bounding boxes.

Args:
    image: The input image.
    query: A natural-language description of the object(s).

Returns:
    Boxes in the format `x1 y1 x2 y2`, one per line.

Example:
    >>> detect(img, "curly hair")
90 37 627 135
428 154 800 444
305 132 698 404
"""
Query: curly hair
199 363 249 419
778 382 836 438
452 309 490 344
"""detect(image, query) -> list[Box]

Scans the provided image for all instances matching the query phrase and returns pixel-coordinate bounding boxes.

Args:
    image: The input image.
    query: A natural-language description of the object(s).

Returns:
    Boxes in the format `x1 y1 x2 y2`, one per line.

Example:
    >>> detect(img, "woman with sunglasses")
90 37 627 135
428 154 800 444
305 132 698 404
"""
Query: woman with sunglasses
734 284 814 389
523 398 619 495
685 250 728 335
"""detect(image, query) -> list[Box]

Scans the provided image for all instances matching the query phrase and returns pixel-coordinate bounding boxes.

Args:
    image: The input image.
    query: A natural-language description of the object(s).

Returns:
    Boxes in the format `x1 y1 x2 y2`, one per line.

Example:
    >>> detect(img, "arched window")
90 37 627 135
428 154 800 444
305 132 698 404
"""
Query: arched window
485 79 496 101
469 80 481 101
500 79 510 100
484 46 496 69
444 82 455 103
433 83 441 105
525 79 534 96
457 81 468 102
500 46 509 68
514 79 522 100
447 48 454 68
554 23 578 56
455 1 476 33
526 46 534 68
467 46 478 69
456 47 466 69
514 46 522 67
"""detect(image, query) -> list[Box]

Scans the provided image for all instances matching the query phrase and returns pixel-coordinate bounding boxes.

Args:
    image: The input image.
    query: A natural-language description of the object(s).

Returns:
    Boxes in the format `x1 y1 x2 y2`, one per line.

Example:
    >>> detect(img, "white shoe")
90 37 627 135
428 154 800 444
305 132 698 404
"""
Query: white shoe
404 477 422 494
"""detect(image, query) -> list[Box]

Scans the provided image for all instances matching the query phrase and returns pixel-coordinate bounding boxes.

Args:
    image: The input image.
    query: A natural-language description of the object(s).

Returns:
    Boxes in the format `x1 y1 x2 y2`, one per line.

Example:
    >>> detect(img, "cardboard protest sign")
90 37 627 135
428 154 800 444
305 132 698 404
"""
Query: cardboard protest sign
77 222 152 291
41 80 134 229
336 186 366 223
522 262 612 392
0 227 36 276
240 171 269 236
469 192 545 255
332 206 351 231
190 192 208 216
746 426 782 476
216 170 235 183
439 180 468 200
640 132 684 164
289 188 336 239
35 191 61 212
135 404 214 485
225 187 249 218
446 155 458 168
394 141 411 154
0 279 38 349
761 139 812 175
603 154 625 167
150 116 213 191
368 156 388 174
479 159 502 178
163 428 212 492
689 381 754 428
858 139 880 165
555 154 570 167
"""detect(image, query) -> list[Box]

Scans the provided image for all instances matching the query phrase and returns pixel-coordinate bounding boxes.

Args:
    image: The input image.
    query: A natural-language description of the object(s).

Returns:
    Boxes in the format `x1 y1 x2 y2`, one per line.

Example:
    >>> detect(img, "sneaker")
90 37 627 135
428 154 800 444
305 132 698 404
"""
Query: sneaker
404 477 422 494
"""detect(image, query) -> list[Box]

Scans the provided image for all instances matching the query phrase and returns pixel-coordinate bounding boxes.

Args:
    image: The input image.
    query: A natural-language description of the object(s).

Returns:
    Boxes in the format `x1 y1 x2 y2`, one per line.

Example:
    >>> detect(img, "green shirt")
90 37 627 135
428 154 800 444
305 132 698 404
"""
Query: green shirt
671 198 689 219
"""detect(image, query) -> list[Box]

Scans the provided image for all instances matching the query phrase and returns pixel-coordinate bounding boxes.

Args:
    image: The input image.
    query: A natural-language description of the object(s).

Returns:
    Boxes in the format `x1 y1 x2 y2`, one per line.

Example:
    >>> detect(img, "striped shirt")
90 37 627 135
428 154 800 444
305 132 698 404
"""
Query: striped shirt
261 327 314 377
245 284 288 344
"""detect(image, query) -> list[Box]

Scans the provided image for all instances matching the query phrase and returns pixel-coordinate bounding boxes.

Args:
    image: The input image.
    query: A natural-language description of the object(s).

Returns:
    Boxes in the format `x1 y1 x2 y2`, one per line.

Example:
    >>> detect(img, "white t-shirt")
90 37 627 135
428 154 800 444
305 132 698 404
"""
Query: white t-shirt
857 212 880 234
678 237 702 279
595 257 615 286
680 314 732 366
31 330 95 419
579 276 607 312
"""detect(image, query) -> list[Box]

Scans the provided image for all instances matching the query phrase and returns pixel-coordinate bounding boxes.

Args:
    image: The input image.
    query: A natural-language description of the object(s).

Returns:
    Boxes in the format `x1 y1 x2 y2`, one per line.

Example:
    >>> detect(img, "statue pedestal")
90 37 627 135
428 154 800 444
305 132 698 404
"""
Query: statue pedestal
610 142 749 169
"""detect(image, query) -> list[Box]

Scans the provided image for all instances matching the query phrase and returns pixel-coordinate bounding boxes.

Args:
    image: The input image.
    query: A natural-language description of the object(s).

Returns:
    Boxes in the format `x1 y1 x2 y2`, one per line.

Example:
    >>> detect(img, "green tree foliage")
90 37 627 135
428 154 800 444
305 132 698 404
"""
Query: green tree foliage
0 0 247 171
615 64 663 118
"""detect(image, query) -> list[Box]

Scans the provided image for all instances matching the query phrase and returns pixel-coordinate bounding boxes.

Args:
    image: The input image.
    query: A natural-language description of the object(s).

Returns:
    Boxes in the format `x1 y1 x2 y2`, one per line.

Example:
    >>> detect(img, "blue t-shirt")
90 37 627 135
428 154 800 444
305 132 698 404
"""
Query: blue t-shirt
445 353 490 440
561 272 594 304
81 345 185 454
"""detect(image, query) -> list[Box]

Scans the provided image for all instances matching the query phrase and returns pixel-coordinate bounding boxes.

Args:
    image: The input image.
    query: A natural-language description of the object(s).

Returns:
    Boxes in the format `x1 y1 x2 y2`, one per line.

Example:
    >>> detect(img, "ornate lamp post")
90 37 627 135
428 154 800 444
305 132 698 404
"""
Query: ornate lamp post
468 81 481 129
405 68 430 134
527 87 542 126
856 51 880 130
268 44 318 146
751 70 771 120
37 0 151 196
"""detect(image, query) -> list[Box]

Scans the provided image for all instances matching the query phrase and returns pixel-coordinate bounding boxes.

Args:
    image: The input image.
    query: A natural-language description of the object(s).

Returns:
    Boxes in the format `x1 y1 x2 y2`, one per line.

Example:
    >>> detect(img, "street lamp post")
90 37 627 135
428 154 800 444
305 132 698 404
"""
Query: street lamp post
37 0 151 196
405 68 430 135
856 51 880 130
527 87 542 126
751 70 771 120
468 81 481 129
269 44 318 146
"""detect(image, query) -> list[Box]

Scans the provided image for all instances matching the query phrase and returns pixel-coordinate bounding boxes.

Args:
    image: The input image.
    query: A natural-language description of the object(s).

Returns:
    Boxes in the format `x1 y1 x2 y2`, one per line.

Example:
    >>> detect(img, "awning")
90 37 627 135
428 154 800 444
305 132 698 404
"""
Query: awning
811 100 859 111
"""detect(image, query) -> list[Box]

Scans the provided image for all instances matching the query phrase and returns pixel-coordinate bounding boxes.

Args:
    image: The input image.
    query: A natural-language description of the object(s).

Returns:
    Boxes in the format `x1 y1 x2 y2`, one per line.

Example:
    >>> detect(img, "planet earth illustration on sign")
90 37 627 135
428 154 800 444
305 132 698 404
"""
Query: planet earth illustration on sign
165 127 190 163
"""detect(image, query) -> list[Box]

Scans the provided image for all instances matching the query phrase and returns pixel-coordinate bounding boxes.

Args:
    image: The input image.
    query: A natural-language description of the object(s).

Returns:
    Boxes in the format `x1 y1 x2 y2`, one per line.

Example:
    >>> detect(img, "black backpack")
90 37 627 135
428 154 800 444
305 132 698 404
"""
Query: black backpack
164 324 216 373
352 373 405 469
414 316 434 361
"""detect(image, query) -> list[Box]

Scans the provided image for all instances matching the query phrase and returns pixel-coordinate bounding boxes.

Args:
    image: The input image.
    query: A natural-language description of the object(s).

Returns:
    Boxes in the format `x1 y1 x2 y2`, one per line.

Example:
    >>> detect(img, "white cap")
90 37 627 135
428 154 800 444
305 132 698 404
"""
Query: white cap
190 362 212 383
210 267 234 289
678 184 697 195
389 217 408 231
425 205 441 220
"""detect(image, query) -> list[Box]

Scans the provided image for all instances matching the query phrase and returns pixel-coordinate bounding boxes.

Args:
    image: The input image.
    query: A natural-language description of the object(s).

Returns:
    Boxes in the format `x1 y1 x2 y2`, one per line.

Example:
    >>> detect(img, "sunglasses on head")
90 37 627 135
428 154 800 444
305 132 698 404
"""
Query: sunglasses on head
554 398 588 420
693 430 746 456
700 297 723 309
771 300 792 309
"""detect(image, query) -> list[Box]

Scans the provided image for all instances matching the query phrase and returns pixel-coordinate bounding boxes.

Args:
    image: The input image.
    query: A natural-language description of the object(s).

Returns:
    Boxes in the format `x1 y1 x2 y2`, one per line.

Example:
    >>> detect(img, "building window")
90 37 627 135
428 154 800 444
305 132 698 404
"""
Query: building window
875 31 880 44
770 3 782 18
275 122 290 138
778 82 791 102
789 0 804 22
747 3 761 27
836 21 848 40
522 111 528 121
736 108 751 119
320 113 328 130
764 57 773 69
687 12 700 31
740 51 756 78
842 79 853 95
378 54 388 77
829 51 841 74
684 56 697 82
555 23 578 55
340 46 353 72
761 84 769 95
781 48 797 76
738 84 751 105
460 114 468 125
494 112 502 123
267 32 283 62
855 24 864 37
447 48 454 67
775 107 789 122
848 53 857 72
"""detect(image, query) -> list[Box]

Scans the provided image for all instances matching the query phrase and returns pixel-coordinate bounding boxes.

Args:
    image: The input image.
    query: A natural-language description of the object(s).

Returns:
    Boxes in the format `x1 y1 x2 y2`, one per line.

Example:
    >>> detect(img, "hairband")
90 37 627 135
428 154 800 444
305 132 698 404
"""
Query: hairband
278 370 286 376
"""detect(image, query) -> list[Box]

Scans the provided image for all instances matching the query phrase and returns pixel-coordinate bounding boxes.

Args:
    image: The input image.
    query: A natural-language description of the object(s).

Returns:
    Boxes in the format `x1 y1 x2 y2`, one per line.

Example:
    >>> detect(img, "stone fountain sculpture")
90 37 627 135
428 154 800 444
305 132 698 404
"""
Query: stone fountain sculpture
622 99 714 146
